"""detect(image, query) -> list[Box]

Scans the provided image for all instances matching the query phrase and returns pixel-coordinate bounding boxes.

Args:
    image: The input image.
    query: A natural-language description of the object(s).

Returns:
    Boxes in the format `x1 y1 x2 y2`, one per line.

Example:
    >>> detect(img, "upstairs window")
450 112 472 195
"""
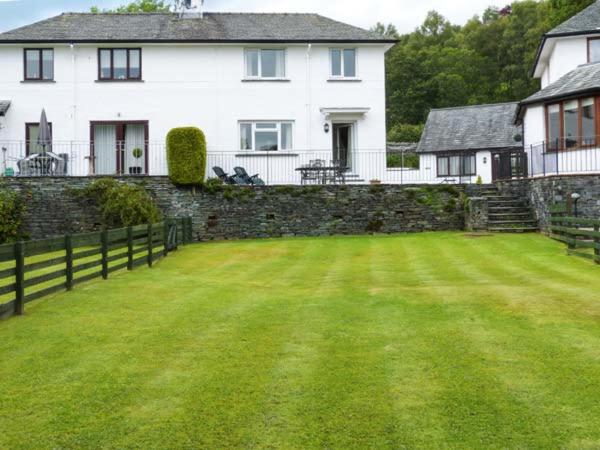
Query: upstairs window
547 97 597 150
239 122 293 151
330 49 356 78
588 38 600 63
98 49 141 81
24 49 54 81
244 49 285 79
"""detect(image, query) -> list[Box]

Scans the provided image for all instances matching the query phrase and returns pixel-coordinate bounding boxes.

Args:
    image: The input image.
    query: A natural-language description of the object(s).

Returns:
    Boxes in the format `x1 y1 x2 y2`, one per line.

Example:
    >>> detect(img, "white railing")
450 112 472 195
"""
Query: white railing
0 141 453 185
529 140 600 177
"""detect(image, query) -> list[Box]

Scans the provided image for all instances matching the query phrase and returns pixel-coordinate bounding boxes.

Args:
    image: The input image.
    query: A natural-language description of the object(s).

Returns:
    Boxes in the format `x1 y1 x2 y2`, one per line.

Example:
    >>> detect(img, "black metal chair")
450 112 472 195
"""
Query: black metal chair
212 166 236 185
233 167 265 186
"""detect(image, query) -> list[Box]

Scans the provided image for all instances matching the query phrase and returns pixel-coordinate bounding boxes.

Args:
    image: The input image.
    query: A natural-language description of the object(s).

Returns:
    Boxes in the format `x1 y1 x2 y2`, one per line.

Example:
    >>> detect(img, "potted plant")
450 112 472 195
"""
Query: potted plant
129 148 143 175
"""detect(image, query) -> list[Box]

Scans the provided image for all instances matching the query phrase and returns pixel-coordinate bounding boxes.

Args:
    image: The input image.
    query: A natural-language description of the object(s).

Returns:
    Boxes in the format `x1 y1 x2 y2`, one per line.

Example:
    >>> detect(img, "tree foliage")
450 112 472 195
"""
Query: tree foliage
0 187 25 244
383 0 594 137
91 0 171 13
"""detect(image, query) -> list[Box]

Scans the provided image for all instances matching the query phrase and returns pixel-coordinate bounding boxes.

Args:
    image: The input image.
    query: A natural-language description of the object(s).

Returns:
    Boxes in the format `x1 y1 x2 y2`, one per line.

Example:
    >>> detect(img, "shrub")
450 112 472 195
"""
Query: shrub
78 178 162 228
203 177 224 194
0 187 25 244
387 123 424 143
166 127 207 185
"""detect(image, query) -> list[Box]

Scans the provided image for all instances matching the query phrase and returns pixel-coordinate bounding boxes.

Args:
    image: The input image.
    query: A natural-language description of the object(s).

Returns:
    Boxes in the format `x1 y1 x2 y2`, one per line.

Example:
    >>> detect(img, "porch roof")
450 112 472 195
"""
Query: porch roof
0 101 10 117
320 107 370 120
417 102 523 153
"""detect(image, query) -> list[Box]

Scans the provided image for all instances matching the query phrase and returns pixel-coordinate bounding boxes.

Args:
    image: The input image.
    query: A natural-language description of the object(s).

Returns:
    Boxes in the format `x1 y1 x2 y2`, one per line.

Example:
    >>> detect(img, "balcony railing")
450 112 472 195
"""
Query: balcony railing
530 138 600 177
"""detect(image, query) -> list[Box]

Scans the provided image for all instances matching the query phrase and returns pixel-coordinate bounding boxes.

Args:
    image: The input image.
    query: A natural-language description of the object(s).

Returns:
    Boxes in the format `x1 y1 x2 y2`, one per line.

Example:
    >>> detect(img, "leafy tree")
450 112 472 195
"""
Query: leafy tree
91 0 171 13
547 0 595 27
370 22 399 39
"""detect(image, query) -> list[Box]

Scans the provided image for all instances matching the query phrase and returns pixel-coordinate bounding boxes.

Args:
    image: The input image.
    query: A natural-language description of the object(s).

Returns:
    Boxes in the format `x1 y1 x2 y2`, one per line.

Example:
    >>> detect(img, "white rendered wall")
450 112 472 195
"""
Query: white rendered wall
0 42 388 180
540 36 588 88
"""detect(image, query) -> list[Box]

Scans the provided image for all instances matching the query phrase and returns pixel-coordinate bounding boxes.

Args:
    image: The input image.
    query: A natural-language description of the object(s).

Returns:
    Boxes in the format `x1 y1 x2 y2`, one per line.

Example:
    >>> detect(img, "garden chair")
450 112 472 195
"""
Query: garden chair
233 167 265 186
212 166 236 185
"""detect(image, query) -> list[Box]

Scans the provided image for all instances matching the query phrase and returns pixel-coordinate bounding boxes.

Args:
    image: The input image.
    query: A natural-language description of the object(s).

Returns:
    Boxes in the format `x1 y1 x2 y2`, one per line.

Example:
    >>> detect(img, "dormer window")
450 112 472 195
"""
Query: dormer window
244 49 286 79
24 49 54 81
588 38 600 63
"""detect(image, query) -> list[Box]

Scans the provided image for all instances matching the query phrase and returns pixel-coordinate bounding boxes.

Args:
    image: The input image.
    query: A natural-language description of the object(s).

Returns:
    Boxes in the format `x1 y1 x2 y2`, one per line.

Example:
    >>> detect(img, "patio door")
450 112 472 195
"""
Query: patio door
333 123 353 169
91 122 148 175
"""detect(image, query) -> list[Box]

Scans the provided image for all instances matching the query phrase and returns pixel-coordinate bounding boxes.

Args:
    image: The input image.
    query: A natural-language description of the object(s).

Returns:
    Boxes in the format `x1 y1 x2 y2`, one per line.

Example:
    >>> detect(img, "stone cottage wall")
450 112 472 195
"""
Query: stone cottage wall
2 177 467 240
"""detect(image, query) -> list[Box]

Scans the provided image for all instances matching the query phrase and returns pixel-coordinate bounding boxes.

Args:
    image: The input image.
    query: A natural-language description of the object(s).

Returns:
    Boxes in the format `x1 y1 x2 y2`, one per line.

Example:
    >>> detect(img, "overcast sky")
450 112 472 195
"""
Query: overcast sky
0 0 505 33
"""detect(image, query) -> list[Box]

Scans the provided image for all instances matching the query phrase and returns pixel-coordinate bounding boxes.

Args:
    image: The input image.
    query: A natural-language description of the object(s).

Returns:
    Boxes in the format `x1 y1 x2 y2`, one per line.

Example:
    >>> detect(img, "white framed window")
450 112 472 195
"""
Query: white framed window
239 121 293 151
330 48 357 78
244 49 286 78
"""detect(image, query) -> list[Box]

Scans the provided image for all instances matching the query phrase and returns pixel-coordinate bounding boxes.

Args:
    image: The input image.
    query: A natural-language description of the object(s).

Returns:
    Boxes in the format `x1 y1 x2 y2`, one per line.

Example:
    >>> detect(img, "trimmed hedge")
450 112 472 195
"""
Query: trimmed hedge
166 127 207 185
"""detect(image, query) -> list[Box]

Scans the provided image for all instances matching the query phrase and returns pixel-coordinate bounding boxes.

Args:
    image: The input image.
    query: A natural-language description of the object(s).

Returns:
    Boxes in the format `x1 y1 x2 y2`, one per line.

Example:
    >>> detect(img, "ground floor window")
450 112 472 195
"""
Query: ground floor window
437 154 476 177
91 121 148 175
25 122 53 155
240 121 293 151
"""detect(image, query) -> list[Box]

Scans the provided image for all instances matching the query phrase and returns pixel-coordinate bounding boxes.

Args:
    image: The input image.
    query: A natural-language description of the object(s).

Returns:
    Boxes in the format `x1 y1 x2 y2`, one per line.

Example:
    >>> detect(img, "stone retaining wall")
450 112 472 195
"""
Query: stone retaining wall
496 175 600 230
3 177 468 240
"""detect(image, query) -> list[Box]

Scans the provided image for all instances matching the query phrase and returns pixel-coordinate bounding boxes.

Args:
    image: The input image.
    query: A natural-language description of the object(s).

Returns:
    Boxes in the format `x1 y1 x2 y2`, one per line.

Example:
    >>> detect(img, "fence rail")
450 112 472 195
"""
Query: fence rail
0 217 193 320
549 211 600 264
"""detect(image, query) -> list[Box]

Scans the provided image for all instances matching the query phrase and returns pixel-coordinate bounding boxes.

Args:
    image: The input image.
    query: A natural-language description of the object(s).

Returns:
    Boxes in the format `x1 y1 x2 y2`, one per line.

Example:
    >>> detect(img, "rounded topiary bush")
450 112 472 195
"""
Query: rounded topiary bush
166 127 207 185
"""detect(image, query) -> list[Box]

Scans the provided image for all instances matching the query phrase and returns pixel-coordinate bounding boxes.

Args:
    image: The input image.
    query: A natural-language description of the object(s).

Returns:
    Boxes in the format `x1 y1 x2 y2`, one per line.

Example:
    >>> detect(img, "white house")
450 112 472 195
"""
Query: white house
415 102 524 184
0 0 395 184
517 0 600 177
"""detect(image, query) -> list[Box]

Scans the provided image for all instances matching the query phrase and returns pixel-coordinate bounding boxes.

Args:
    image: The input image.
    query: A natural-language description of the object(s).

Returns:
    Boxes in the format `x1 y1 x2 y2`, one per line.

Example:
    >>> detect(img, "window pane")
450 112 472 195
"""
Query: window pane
27 125 40 154
25 50 40 79
564 100 578 148
260 50 278 78
462 155 475 175
255 131 278 151
240 124 252 150
245 49 259 77
343 49 356 77
100 50 111 79
590 39 600 63
449 156 461 176
582 98 595 145
42 50 53 80
113 49 127 80
548 104 560 151
281 123 293 150
331 49 342 76
256 123 277 129
437 157 448 176
129 49 140 78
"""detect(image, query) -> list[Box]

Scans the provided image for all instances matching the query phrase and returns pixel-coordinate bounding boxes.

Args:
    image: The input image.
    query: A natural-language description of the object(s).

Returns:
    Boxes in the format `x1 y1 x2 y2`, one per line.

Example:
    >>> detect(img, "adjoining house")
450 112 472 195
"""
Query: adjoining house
416 103 524 184
517 0 600 177
0 0 395 183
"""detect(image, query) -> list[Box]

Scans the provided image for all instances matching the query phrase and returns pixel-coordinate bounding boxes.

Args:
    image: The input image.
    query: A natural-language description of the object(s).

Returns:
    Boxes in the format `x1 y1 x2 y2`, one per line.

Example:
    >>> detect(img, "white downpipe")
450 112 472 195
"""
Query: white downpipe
306 43 312 152
70 43 77 141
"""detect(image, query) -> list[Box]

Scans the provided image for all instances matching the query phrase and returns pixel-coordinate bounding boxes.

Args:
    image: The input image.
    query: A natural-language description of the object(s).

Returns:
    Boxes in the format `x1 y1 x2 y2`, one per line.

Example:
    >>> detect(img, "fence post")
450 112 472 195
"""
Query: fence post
163 220 170 256
186 217 193 244
14 242 25 316
65 234 73 291
594 223 600 265
101 230 109 280
127 226 133 270
147 223 153 267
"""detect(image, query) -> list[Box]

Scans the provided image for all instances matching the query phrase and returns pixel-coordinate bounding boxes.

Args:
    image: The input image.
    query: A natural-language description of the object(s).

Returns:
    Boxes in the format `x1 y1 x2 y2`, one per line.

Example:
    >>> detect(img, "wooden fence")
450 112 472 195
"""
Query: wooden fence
0 217 193 320
549 210 600 264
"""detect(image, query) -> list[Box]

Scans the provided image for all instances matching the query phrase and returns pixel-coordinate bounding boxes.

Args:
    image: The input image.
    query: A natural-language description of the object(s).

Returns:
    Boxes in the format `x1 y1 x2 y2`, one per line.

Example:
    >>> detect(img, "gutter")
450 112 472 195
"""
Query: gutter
0 38 399 45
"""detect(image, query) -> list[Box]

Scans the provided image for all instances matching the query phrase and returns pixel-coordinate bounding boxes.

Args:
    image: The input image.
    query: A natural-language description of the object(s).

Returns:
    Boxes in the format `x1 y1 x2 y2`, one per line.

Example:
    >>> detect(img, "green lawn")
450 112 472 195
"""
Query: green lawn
1 233 600 449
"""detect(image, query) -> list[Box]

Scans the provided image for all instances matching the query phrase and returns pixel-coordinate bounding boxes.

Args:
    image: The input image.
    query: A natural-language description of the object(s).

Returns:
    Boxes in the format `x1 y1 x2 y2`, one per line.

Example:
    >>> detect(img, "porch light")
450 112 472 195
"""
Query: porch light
324 123 330 133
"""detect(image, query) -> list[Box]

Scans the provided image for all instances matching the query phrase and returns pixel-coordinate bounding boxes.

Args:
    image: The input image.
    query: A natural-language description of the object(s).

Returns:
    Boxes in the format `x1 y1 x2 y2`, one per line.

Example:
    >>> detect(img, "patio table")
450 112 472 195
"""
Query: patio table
295 165 348 185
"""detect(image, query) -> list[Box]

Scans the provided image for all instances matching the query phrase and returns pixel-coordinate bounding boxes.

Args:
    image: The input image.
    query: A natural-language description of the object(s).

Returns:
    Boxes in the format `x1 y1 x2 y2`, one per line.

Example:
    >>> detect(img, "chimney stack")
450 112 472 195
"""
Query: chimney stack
180 0 204 19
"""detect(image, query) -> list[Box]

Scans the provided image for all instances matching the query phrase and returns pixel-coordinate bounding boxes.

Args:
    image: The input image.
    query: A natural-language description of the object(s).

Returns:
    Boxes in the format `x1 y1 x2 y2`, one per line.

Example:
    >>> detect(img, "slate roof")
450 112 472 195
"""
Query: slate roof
417 103 523 153
547 1 600 36
0 101 10 116
521 62 600 106
0 13 393 43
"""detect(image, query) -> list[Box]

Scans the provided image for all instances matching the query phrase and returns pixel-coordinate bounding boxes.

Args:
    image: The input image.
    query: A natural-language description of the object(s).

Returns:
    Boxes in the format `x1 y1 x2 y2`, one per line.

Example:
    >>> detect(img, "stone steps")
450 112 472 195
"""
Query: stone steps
477 186 539 233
